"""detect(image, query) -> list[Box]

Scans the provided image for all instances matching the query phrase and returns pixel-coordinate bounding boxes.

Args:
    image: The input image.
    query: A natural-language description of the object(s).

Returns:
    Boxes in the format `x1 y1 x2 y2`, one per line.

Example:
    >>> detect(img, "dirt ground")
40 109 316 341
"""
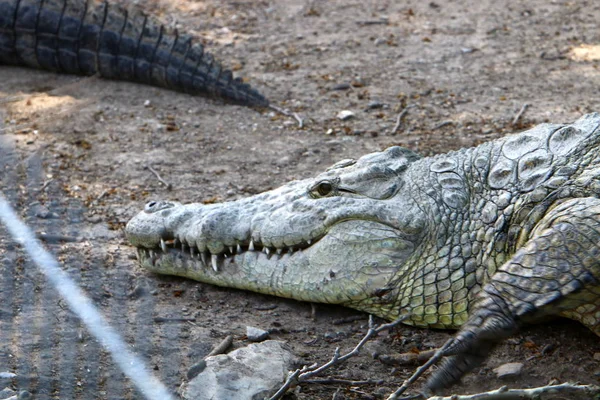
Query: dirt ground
1 0 600 399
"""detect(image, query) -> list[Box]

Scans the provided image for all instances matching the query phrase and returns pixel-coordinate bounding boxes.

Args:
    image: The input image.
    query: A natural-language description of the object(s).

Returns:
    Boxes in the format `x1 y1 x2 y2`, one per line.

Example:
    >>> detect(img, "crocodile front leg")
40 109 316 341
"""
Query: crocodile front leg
426 197 600 393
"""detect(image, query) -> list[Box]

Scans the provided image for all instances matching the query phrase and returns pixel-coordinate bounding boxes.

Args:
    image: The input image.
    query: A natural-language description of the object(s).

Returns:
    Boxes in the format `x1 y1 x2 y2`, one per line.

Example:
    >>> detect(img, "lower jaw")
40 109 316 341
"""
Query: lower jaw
137 248 312 297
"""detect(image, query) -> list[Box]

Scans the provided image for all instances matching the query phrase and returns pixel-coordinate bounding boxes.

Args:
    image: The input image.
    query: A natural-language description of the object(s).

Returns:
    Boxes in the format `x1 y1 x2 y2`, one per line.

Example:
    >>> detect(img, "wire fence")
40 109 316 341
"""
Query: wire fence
0 126 182 399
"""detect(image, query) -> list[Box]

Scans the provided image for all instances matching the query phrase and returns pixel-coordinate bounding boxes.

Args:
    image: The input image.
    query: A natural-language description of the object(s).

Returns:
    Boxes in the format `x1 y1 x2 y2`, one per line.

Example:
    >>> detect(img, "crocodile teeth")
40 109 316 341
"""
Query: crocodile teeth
160 239 167 253
237 244 242 253
149 250 155 258
190 247 195 257
201 252 208 266
307 239 312 245
229 246 234 254
211 255 219 272
276 248 282 255
249 240 255 251
288 248 294 254
264 247 270 255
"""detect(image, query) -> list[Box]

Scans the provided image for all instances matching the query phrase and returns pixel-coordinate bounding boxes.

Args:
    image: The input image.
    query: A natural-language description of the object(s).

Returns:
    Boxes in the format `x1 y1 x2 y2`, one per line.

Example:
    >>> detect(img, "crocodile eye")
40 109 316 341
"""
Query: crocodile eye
317 182 333 196
310 180 336 198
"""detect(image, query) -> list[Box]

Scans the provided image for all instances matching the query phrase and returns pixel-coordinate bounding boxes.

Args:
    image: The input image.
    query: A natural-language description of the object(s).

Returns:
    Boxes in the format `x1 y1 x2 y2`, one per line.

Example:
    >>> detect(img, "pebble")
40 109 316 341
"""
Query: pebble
366 101 384 110
337 110 355 121
493 362 523 379
143 100 151 107
128 284 148 299
331 83 351 91
18 391 31 400
0 388 15 399
246 326 269 342
0 373 15 379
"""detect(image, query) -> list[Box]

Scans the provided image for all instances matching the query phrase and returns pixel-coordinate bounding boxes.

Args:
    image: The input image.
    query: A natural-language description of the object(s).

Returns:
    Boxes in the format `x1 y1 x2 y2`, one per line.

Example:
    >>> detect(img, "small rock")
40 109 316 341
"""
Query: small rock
18 391 31 400
594 352 600 361
323 332 336 340
128 284 148 299
331 83 351 91
0 373 16 379
493 362 523 379
144 100 151 107
374 37 387 46
337 110 355 121
0 388 16 399
351 76 366 87
183 341 299 400
246 326 270 342
33 205 51 219
366 101 384 110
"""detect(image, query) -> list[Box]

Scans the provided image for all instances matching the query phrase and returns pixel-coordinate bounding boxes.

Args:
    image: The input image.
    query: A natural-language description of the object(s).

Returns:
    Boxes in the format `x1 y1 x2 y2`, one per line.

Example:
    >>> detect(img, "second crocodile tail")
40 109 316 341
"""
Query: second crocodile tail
0 0 269 107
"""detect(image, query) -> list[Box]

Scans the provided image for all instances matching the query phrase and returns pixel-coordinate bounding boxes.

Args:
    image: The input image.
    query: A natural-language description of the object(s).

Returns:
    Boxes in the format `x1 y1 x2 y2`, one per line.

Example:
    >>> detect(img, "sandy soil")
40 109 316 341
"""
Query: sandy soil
1 0 600 399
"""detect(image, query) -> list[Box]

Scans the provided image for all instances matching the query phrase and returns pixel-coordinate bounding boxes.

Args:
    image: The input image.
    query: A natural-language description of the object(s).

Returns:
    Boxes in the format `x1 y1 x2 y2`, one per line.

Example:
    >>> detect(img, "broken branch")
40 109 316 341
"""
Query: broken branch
386 338 454 400
268 314 410 400
269 104 305 128
206 335 233 358
512 103 529 126
390 105 415 135
144 165 172 190
425 382 600 400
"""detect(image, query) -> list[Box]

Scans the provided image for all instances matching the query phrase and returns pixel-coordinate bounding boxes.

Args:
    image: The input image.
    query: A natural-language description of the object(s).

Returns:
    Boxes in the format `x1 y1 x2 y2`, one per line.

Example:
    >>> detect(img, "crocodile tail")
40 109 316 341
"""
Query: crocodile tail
0 0 269 107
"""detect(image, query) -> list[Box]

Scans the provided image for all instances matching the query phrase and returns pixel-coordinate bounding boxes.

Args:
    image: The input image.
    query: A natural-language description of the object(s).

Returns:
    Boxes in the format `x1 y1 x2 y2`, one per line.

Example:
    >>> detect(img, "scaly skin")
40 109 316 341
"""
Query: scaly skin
126 113 600 391
0 0 268 107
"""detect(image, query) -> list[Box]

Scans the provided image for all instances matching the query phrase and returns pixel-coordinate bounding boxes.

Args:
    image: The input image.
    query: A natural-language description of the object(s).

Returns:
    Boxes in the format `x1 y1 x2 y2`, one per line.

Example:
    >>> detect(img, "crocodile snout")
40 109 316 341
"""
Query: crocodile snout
125 201 183 248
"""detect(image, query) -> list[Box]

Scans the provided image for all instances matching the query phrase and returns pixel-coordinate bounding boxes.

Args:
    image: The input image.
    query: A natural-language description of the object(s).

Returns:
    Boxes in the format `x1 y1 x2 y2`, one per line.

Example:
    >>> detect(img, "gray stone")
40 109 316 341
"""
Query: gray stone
493 362 523 379
0 388 16 400
246 326 269 342
18 391 31 400
336 110 355 121
183 340 299 400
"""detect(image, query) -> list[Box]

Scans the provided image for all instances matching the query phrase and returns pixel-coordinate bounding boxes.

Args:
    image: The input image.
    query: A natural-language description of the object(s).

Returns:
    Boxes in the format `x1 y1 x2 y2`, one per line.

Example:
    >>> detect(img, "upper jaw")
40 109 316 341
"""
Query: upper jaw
125 200 322 260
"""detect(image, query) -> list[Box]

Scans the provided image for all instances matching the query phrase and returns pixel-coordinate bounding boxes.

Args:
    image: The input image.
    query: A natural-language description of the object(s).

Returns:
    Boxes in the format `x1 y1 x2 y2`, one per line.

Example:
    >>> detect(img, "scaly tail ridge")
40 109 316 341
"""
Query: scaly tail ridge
0 0 268 107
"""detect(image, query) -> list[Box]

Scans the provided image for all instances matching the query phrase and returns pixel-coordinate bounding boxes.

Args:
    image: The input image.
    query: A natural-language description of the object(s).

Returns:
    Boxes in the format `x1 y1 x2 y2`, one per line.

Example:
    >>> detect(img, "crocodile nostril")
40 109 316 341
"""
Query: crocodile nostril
145 201 158 212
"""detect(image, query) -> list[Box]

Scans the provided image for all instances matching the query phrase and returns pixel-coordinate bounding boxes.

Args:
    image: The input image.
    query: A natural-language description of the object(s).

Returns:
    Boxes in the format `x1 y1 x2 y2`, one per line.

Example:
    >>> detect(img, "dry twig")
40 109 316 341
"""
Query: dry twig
356 18 389 26
386 338 454 400
268 314 410 400
431 120 454 130
425 382 600 400
390 105 415 135
206 335 233 358
269 104 304 128
512 103 529 126
377 348 438 366
145 165 172 190
306 377 384 385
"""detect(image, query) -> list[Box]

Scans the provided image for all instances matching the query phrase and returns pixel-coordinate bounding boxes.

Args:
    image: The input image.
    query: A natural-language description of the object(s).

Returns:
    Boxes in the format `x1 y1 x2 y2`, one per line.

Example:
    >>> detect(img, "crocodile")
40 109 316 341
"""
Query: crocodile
0 0 268 107
126 113 600 392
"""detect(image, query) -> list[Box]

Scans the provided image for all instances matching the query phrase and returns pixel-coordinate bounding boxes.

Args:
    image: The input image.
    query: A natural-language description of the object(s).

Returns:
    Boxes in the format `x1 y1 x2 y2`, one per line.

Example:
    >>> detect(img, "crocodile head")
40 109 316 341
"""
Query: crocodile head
126 146 426 319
